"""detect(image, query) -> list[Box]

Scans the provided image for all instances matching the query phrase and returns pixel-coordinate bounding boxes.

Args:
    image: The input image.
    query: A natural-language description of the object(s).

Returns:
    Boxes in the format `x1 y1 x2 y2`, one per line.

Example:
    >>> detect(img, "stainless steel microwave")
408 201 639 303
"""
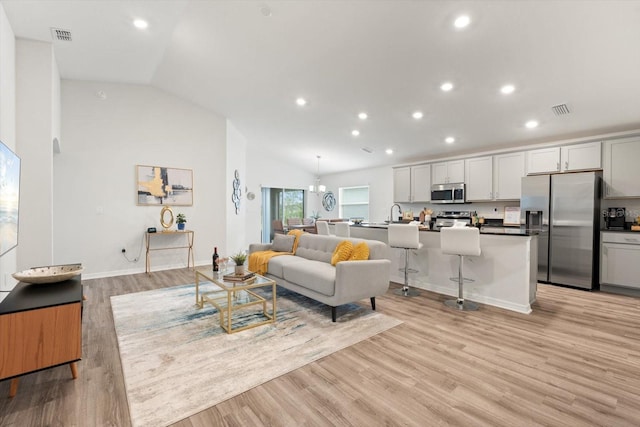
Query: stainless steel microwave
431 183 465 204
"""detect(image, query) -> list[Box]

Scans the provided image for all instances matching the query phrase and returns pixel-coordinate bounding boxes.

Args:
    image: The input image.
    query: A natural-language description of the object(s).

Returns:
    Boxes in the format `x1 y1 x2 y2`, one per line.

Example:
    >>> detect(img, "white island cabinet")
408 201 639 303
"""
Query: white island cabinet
349 226 538 314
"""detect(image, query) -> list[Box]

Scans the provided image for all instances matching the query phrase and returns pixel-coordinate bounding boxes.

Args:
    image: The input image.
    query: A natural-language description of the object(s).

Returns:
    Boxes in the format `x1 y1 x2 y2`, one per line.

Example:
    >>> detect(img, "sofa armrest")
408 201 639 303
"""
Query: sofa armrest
249 243 272 254
334 259 391 301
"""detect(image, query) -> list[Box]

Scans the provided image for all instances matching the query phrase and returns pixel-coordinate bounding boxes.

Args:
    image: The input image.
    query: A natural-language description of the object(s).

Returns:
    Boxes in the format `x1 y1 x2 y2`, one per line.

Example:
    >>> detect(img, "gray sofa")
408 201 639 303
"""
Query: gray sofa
249 234 391 321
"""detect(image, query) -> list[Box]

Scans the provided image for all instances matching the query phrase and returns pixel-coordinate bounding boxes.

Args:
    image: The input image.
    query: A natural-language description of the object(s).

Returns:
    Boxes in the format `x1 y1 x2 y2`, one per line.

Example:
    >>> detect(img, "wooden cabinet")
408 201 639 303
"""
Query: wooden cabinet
494 152 526 200
601 232 640 289
527 142 601 175
603 137 640 198
431 160 464 184
465 156 493 201
393 164 430 202
0 276 82 397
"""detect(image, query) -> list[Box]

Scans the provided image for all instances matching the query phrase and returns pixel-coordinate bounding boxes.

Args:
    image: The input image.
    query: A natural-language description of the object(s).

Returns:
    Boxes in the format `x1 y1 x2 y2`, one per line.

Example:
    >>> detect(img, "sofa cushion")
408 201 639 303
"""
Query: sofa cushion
349 242 370 260
294 234 339 263
266 254 305 278
331 240 353 266
272 234 295 253
282 260 337 296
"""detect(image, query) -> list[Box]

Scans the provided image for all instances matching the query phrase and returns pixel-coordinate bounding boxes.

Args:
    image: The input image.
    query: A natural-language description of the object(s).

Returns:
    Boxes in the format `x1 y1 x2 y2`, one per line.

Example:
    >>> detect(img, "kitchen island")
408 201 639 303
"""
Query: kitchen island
348 224 538 314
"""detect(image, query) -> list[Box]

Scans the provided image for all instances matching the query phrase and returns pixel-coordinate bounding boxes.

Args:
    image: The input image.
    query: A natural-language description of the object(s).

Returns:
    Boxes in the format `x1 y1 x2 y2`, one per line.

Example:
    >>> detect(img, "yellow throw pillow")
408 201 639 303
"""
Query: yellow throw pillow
331 240 353 266
349 242 370 261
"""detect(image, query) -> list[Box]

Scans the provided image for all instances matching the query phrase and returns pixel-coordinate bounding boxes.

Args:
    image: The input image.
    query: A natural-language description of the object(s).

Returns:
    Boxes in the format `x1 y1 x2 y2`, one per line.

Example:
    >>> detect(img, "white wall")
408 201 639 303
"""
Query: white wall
55 81 227 278
226 121 246 255
0 4 16 295
245 145 316 244
15 39 57 271
320 166 394 223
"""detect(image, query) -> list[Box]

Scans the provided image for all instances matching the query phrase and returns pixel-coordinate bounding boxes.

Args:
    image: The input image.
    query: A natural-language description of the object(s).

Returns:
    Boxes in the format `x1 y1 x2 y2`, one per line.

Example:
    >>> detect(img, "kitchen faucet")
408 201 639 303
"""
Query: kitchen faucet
390 203 402 223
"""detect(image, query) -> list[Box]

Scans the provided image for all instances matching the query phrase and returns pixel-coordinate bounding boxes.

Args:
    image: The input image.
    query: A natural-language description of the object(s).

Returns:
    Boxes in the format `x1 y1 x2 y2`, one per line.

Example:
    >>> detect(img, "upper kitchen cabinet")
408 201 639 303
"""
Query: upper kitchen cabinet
393 164 431 203
526 147 561 174
464 156 493 201
527 142 601 174
603 137 640 198
494 152 526 200
432 160 464 184
560 142 601 172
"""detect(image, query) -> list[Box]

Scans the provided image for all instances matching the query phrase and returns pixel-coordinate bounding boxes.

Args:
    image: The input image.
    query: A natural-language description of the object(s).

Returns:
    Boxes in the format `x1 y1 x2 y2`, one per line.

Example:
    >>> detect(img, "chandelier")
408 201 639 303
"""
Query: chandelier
309 155 326 194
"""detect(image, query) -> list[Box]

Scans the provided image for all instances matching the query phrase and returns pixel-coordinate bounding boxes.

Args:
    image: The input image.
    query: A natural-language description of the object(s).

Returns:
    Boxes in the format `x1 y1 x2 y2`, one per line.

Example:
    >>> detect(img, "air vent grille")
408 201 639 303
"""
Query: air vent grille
552 103 570 116
50 28 72 42
361 147 374 154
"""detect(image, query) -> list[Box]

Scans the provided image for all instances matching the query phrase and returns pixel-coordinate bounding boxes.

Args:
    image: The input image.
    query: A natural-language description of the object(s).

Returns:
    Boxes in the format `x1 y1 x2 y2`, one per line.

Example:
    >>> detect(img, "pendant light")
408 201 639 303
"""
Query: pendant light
309 155 326 194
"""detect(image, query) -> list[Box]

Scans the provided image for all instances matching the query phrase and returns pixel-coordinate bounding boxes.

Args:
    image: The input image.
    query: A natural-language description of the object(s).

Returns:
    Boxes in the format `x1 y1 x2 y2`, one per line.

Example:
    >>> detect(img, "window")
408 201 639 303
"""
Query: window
339 186 369 220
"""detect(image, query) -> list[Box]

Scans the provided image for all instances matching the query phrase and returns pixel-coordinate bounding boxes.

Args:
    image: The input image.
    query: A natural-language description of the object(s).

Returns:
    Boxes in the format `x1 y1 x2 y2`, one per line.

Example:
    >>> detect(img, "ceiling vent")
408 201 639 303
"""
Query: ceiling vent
361 147 374 154
551 103 570 116
50 28 72 42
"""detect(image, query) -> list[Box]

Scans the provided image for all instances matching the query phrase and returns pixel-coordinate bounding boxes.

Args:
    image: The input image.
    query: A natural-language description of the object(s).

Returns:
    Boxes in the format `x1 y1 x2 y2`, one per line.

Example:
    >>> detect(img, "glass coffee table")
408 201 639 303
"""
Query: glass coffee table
195 268 277 334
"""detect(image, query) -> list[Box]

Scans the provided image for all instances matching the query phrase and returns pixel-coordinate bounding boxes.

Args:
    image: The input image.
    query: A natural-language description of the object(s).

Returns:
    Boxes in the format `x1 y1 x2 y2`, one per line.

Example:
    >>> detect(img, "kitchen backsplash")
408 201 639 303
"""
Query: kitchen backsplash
398 201 520 222
601 199 640 223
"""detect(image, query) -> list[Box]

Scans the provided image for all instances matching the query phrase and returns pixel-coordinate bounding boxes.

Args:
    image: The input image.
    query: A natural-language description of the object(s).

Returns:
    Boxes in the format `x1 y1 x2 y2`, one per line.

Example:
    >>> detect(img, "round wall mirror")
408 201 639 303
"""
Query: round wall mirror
160 206 174 230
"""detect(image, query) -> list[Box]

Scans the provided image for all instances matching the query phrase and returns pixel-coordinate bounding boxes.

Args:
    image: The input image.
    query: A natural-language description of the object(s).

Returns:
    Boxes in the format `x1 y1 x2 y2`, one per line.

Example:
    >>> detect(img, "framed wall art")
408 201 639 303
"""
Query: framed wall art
136 165 193 206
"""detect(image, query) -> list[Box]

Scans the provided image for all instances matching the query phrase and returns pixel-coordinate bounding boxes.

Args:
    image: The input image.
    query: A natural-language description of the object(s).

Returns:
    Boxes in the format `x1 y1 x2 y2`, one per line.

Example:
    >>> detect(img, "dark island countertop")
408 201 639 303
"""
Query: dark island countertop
350 223 539 236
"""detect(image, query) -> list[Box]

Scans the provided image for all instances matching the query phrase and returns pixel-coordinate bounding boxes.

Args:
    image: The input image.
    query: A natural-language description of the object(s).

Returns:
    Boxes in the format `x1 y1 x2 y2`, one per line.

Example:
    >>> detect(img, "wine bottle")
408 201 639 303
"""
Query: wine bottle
212 247 219 272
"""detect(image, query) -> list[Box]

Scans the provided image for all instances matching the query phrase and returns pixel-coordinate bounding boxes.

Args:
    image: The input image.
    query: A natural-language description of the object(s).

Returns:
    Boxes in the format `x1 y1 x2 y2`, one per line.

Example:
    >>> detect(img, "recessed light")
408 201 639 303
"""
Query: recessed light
454 15 471 29
351 130 360 137
358 112 368 120
296 97 307 106
445 137 455 144
525 120 539 129
440 82 454 92
501 84 515 95
412 111 423 120
385 149 393 155
133 19 148 29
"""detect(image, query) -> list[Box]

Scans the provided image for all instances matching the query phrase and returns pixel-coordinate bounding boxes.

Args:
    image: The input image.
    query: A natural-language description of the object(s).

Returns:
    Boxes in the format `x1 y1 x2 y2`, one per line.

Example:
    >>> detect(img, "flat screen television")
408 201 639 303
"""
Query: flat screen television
0 140 20 257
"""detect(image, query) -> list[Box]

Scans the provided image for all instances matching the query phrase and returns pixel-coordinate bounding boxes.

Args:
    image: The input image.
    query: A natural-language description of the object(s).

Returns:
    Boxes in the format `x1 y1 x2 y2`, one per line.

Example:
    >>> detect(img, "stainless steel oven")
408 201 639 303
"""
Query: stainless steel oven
431 183 465 204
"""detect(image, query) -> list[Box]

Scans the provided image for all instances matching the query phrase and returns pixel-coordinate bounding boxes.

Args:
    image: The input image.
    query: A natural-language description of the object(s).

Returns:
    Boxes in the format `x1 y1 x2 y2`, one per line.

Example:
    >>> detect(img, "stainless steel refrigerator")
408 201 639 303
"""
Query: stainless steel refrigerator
520 171 601 289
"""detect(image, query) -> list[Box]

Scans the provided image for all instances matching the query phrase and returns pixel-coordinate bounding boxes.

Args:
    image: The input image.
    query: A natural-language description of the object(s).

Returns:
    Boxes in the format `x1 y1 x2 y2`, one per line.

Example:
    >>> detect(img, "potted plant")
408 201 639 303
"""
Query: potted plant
230 251 247 274
176 213 187 230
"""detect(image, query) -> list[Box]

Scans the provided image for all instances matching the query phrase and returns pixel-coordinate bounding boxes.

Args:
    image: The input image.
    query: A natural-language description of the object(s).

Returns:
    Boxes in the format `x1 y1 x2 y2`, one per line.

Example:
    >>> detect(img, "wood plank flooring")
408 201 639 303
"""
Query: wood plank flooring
1 269 640 426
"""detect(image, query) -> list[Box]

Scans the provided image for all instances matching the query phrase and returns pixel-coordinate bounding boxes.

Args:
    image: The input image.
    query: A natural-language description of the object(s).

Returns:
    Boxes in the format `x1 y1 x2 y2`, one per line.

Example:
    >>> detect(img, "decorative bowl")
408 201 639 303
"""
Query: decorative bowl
12 264 83 284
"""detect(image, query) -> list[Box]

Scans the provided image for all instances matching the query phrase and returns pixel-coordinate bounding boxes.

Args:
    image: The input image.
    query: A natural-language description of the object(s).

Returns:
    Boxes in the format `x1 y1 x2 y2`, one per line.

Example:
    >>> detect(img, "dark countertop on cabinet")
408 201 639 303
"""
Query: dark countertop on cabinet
0 275 82 315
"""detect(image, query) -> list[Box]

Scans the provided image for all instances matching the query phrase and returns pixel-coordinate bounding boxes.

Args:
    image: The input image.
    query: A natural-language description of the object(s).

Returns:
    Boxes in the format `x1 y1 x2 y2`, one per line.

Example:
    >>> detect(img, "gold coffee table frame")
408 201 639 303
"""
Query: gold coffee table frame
195 268 277 334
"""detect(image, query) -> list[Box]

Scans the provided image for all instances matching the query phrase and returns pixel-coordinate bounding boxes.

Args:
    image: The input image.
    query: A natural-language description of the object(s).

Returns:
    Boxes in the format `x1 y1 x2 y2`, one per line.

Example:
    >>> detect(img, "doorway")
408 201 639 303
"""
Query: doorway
261 187 306 242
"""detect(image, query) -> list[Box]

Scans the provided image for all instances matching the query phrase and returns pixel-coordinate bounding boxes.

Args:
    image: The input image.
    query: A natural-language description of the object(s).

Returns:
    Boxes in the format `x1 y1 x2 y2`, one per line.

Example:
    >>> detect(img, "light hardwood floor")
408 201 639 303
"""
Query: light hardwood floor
1 269 640 426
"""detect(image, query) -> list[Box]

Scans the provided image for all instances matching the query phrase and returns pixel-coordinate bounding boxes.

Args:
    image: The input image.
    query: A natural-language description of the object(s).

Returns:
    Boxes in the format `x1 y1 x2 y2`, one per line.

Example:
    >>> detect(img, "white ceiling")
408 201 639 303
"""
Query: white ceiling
3 0 640 174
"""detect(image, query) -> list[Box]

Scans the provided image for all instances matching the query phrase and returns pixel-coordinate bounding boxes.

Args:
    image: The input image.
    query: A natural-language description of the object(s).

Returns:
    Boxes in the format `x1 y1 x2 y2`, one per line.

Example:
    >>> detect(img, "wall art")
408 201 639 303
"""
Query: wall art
137 165 193 206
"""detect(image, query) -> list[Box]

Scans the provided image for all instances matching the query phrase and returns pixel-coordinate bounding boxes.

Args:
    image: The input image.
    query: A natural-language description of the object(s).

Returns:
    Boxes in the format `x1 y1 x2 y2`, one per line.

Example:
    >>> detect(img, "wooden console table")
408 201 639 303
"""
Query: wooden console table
145 230 194 274
0 275 83 398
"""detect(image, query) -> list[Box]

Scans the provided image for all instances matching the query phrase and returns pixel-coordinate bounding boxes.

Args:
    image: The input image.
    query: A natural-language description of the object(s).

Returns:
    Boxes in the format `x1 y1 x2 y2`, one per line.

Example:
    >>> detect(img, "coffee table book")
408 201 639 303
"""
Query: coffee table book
223 271 255 282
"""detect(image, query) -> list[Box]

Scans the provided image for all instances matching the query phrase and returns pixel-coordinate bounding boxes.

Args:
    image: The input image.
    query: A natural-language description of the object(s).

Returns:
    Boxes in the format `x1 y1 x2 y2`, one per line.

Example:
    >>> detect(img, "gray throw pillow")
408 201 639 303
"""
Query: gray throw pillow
272 234 295 252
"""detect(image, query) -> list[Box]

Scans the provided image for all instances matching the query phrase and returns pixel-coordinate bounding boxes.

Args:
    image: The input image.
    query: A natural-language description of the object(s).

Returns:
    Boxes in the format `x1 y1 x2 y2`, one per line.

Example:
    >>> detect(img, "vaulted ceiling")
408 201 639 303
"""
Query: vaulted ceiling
4 1 640 174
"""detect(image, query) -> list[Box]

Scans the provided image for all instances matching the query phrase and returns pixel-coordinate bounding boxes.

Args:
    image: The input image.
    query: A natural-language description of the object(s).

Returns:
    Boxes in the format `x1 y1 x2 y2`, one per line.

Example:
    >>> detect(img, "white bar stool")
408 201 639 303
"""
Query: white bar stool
335 222 350 237
388 224 423 297
316 221 331 235
440 225 481 311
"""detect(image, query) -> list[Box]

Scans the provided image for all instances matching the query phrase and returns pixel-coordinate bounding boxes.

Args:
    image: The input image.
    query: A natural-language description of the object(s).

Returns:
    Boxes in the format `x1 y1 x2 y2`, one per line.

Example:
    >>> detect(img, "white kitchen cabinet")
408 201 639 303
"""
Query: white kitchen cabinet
603 137 640 198
411 164 431 202
527 142 601 175
560 141 601 172
393 164 431 202
493 152 526 200
431 160 464 184
601 232 640 289
393 167 411 202
526 147 561 174
464 156 493 201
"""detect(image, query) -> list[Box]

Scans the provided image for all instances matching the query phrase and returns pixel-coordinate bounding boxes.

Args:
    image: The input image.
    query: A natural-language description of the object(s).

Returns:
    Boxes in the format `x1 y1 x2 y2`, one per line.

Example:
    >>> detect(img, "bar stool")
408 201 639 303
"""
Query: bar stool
335 222 350 237
388 224 422 297
440 226 481 311
316 221 331 235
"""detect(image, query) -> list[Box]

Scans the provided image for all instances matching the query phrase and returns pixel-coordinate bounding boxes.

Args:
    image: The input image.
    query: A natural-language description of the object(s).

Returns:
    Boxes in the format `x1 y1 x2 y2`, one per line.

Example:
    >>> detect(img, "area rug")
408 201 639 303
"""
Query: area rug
111 282 402 427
